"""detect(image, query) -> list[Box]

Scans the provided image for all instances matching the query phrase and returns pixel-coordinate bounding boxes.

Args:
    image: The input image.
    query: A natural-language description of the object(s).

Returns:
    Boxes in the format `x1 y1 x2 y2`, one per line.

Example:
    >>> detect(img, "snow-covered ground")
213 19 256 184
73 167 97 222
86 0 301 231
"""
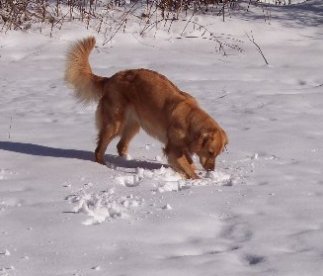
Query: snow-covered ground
1 1 323 275
259 0 306 5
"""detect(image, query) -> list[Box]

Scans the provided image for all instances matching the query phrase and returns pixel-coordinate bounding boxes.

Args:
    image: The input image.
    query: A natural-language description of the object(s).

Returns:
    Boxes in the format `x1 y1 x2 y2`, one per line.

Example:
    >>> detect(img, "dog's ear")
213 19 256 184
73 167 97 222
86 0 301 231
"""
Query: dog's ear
190 131 209 152
200 132 210 148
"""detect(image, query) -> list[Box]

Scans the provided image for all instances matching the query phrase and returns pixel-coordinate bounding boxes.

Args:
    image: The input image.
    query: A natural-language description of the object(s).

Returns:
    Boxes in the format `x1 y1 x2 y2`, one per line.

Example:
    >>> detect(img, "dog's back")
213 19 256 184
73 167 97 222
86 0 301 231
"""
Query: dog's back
99 68 196 143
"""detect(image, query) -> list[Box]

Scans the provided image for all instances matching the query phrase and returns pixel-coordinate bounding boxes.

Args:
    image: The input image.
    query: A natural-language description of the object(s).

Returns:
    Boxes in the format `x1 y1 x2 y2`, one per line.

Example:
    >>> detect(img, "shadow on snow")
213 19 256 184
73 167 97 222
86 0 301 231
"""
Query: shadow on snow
0 141 165 171
238 0 323 28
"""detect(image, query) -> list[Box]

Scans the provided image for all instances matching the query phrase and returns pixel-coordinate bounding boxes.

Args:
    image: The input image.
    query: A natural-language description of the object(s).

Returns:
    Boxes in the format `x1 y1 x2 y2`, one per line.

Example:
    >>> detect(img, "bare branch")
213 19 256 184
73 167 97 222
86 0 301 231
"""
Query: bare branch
246 31 269 65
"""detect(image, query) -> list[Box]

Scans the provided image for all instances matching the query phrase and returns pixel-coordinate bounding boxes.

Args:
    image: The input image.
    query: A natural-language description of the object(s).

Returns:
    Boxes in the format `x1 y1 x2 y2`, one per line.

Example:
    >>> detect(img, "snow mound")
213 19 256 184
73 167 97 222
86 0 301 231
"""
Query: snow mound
126 167 235 193
66 188 143 225
65 167 234 225
137 166 182 182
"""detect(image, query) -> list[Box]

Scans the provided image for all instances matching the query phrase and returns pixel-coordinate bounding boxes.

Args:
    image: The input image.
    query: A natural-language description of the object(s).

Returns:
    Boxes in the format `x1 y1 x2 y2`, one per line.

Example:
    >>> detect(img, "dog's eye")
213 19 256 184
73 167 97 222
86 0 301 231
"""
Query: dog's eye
208 150 214 156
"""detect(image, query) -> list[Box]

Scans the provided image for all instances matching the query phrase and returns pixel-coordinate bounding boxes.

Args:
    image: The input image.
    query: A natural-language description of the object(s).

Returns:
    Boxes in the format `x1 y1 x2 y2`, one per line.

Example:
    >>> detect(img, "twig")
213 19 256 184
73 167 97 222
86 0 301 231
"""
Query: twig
103 0 140 45
245 31 269 65
216 94 227 101
181 19 227 56
8 116 12 140
180 11 194 36
140 4 159 36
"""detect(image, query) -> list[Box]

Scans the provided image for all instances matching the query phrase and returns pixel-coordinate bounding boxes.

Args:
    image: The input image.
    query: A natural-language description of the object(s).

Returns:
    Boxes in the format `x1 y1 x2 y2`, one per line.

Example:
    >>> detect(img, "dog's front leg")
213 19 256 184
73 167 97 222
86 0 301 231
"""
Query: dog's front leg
184 151 197 171
164 144 199 179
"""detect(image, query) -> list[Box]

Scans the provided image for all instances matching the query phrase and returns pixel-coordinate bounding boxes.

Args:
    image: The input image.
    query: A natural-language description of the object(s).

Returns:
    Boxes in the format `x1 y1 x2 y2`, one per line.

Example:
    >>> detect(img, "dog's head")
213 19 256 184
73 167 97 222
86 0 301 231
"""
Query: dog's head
193 128 228 171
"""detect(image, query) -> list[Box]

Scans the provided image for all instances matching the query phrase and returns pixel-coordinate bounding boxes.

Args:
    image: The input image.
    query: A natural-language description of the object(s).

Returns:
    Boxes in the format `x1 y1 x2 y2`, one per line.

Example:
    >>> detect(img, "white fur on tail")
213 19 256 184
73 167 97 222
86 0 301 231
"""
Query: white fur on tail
65 36 105 103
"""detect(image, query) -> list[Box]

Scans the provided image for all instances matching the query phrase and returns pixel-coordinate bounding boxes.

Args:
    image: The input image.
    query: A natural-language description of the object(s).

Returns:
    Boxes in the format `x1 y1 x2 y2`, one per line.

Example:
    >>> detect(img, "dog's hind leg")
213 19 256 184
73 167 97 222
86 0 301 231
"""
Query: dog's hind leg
95 100 124 164
116 120 140 158
95 123 121 164
164 144 198 179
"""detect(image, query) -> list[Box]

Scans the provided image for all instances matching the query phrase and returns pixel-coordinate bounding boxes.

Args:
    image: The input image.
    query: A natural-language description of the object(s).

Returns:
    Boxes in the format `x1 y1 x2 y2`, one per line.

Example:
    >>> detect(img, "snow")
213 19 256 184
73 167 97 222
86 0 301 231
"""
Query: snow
1 1 323 275
259 0 306 4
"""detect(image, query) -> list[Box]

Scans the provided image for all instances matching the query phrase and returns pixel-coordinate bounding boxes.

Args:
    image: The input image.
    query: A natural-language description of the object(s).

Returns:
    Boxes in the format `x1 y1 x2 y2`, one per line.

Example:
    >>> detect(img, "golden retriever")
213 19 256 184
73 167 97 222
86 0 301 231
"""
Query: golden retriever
65 37 228 179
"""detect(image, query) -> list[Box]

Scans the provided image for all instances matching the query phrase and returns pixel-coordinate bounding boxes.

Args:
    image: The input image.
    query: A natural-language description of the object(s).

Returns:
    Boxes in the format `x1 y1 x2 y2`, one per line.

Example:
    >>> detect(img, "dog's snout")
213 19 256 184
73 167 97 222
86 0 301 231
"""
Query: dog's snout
201 157 215 171
205 163 215 171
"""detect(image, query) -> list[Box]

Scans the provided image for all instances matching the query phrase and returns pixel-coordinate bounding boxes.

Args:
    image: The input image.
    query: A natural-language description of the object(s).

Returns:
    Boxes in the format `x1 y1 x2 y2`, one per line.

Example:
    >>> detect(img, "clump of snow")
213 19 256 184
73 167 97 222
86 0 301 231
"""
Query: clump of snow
124 154 132 160
0 169 14 181
0 249 10 256
66 189 143 225
136 167 182 182
116 175 141 187
155 155 163 162
157 181 184 193
162 203 173 210
0 202 6 212
0 266 15 276
91 265 101 271
205 170 235 186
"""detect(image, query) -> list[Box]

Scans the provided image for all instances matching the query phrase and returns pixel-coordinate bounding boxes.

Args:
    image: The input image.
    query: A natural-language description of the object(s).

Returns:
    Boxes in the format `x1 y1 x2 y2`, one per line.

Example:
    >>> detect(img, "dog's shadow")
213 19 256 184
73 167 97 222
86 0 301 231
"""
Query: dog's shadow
0 141 165 171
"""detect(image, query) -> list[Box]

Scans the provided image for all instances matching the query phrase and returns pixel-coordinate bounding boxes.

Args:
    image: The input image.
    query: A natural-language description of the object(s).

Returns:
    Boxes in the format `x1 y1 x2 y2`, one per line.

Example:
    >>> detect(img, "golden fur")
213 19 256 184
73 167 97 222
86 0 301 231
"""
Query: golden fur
65 37 228 179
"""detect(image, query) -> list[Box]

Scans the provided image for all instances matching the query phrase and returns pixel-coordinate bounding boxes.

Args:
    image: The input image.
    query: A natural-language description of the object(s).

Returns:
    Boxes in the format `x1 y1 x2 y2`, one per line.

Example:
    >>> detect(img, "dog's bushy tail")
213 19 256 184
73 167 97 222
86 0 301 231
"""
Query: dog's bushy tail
65 36 106 103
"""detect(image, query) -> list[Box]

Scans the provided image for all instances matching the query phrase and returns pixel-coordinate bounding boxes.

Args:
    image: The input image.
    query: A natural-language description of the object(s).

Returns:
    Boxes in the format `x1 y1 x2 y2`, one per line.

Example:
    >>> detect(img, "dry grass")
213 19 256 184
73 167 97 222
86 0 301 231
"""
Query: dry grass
0 1 267 55
0 0 248 32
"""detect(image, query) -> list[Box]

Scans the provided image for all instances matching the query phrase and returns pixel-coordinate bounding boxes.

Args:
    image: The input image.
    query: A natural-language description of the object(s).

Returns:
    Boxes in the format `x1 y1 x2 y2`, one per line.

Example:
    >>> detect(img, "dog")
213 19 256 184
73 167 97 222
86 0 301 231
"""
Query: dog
65 37 228 179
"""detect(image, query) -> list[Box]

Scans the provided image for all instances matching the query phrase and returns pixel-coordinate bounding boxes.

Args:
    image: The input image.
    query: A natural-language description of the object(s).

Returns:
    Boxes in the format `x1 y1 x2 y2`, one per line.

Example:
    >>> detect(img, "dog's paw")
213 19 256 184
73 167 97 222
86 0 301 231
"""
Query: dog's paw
119 154 132 161
95 159 106 165
183 172 200 180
